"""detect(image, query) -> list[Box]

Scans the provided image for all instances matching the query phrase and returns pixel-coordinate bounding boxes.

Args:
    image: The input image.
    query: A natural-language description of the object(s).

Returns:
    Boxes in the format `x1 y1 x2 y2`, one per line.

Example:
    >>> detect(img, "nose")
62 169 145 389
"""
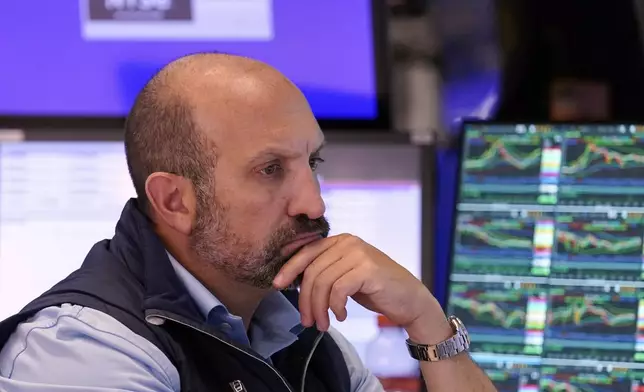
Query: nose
287 172 326 219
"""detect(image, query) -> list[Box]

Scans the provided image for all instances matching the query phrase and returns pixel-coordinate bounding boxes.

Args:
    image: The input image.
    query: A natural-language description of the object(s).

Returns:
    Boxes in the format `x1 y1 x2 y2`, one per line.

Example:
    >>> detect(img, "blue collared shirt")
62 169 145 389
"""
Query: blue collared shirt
167 254 304 359
0 254 383 391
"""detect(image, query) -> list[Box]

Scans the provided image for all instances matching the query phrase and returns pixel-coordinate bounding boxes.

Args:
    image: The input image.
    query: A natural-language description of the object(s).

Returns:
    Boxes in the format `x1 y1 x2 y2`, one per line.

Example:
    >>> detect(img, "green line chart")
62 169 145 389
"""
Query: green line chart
556 230 642 255
562 141 644 179
464 138 542 176
549 298 637 333
458 221 534 250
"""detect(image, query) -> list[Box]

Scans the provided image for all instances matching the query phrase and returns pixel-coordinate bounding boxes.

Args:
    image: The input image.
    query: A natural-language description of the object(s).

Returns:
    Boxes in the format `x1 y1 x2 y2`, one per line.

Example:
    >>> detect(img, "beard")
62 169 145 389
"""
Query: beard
189 192 330 289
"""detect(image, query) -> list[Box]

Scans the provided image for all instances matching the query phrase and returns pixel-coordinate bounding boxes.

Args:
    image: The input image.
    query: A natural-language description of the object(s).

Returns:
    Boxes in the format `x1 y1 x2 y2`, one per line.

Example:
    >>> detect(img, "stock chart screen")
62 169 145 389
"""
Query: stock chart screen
447 123 644 392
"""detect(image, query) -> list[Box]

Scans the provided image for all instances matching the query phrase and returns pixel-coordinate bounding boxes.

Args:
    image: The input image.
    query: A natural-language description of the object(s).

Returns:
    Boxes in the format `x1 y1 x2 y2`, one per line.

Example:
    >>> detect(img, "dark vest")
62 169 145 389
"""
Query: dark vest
0 199 351 392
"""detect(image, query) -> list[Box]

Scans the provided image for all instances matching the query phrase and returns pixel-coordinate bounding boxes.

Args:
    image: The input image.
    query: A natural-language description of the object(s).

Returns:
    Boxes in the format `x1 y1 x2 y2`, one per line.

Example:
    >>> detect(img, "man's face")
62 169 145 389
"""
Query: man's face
189 85 330 289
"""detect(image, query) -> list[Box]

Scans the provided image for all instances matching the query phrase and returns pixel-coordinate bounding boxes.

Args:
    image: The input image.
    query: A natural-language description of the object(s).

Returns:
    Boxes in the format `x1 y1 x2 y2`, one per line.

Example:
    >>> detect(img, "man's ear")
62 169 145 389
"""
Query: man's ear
145 172 196 235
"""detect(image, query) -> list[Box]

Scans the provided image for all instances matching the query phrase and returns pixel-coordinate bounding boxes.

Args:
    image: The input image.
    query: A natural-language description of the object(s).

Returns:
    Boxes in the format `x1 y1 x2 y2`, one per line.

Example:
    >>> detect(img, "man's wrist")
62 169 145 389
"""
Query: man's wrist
404 309 453 344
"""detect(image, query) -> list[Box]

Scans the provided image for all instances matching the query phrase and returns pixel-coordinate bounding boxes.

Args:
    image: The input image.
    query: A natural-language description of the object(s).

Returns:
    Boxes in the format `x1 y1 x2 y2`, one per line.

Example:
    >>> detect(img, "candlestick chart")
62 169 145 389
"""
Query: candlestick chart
463 138 542 180
453 212 541 275
559 138 644 205
553 215 644 280
556 230 642 256
544 286 640 362
456 216 534 255
448 281 547 355
480 362 540 392
548 296 637 335
539 366 638 392
450 285 529 330
459 134 557 204
544 292 641 362
561 140 644 182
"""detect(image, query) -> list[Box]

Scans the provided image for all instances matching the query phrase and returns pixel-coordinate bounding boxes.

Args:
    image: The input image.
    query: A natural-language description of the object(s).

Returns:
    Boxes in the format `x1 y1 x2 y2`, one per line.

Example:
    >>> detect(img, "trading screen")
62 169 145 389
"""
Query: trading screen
448 123 644 392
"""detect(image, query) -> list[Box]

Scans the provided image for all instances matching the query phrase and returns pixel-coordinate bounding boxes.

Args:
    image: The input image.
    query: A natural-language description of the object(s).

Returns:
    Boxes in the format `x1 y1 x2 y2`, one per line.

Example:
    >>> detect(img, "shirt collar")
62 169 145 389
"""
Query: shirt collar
167 252 303 336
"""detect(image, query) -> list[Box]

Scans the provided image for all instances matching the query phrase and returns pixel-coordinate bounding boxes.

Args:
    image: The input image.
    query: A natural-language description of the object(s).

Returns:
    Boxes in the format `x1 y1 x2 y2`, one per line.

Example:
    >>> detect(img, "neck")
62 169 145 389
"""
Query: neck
195 262 269 329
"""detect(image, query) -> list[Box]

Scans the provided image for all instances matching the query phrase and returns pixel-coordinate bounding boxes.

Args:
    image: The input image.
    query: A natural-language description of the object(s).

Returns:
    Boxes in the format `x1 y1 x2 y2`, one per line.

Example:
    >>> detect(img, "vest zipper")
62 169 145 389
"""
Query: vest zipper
300 331 324 392
147 312 296 392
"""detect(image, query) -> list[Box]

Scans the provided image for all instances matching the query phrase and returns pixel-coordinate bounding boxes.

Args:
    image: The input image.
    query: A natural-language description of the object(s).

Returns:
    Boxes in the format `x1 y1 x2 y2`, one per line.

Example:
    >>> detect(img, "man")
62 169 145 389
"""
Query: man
0 53 497 392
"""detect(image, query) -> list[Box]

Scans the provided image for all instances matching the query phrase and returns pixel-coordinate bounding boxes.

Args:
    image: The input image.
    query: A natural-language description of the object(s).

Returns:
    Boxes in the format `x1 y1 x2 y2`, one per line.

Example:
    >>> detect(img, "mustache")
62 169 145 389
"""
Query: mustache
290 214 331 239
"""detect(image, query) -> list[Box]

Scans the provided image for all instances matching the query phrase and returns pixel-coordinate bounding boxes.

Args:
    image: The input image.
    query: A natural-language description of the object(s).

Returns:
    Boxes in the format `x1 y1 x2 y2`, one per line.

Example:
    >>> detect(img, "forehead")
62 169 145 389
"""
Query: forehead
224 117 325 165
193 79 324 163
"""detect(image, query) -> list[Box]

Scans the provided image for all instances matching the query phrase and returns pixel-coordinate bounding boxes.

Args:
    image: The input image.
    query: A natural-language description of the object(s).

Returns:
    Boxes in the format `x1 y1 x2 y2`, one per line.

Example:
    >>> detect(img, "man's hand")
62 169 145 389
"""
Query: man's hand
272 234 444 333
273 233 499 392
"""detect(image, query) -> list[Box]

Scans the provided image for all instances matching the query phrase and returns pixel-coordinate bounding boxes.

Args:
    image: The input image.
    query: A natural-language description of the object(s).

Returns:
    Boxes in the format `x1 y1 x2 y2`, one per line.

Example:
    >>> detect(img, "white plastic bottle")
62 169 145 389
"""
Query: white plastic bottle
365 315 421 392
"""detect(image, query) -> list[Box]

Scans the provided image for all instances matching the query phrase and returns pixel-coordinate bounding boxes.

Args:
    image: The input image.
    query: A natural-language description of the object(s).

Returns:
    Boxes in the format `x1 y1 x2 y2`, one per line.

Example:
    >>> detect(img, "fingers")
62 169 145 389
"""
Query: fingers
305 267 365 332
274 234 369 332
328 269 364 322
297 248 345 327
273 235 344 289
305 256 355 330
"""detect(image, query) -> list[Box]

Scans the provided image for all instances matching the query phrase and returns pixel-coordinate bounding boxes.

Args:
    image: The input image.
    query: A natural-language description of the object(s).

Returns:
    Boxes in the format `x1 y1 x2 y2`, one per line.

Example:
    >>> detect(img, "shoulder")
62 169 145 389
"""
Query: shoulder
326 326 384 392
0 304 179 391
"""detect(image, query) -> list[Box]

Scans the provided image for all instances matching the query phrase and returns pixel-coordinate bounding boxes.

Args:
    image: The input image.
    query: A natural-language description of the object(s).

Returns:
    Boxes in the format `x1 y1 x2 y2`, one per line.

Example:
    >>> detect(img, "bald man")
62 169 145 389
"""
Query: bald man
0 54 496 392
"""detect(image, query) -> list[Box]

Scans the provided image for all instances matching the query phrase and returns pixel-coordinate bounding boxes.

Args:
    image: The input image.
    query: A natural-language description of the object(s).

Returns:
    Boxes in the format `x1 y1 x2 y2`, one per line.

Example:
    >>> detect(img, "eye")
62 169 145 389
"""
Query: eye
309 157 325 171
260 163 282 176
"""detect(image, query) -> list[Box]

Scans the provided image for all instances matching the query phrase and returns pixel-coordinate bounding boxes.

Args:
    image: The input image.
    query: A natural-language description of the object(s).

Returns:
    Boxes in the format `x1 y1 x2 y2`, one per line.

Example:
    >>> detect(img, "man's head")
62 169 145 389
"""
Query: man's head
124 53 330 289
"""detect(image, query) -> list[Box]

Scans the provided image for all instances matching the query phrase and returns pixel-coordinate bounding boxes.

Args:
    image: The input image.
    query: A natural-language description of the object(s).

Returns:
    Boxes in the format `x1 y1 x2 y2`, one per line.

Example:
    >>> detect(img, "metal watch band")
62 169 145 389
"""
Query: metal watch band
406 316 470 361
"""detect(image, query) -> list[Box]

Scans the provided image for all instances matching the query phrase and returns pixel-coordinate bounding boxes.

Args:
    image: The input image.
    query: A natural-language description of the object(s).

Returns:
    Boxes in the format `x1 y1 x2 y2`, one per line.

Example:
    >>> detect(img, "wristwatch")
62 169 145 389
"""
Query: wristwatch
406 316 470 361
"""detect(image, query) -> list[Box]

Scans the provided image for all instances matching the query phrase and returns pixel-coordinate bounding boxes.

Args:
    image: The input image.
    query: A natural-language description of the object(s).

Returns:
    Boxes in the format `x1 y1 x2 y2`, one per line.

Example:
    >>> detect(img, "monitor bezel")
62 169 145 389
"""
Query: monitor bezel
0 0 391 132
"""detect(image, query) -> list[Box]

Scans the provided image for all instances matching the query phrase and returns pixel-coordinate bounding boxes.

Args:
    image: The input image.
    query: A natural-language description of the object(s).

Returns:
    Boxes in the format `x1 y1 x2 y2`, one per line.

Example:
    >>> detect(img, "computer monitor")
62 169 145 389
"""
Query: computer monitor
0 140 421 364
0 0 388 128
446 122 644 391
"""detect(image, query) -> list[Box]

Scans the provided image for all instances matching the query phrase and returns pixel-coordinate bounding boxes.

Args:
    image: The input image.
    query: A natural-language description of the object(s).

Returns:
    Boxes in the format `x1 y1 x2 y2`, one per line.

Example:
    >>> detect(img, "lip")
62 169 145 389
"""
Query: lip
281 232 322 256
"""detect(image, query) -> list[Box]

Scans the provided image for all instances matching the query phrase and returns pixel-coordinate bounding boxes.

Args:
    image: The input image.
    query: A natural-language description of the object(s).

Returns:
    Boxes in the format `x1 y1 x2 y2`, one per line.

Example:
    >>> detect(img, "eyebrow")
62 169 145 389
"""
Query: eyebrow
250 140 326 163
311 141 326 156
